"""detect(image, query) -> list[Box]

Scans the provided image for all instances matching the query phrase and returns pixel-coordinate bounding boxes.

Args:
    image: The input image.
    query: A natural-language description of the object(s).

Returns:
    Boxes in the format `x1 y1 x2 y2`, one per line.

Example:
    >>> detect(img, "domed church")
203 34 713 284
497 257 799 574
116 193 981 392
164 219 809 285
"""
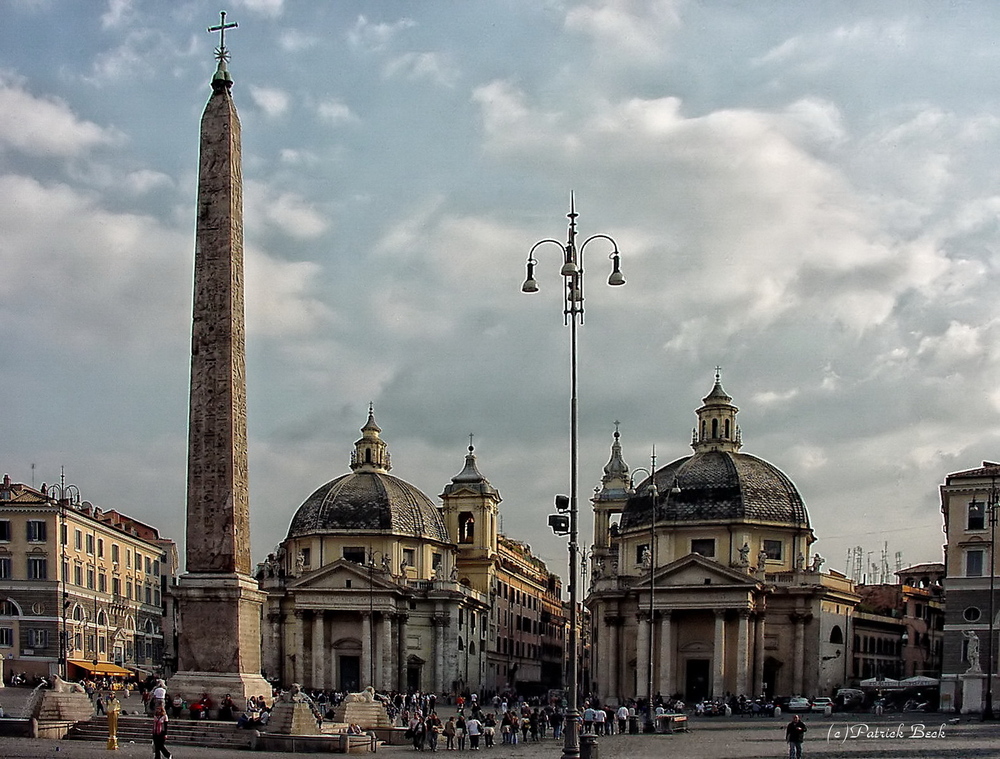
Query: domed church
258 407 566 697
587 373 859 703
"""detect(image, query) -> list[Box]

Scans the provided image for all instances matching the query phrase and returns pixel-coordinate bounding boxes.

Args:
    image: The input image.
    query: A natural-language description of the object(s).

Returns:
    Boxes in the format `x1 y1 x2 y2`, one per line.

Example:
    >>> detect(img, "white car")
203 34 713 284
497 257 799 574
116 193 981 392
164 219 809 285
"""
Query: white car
811 697 834 713
787 697 811 712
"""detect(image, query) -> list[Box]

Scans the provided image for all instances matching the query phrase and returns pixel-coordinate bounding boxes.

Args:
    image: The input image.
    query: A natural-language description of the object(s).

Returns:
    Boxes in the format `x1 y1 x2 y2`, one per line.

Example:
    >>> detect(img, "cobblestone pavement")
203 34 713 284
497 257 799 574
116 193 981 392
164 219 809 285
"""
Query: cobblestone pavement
2 687 1000 759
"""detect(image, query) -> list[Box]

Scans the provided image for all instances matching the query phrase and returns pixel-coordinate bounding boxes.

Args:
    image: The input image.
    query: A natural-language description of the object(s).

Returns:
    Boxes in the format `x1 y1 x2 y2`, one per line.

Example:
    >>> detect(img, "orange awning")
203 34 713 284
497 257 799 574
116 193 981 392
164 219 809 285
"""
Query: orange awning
67 659 133 676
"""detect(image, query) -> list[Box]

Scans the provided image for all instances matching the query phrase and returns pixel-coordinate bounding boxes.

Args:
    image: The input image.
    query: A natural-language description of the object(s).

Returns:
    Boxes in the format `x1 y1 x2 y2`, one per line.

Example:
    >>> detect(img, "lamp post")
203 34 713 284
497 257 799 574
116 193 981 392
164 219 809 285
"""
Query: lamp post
629 454 680 732
48 473 80 680
522 195 624 759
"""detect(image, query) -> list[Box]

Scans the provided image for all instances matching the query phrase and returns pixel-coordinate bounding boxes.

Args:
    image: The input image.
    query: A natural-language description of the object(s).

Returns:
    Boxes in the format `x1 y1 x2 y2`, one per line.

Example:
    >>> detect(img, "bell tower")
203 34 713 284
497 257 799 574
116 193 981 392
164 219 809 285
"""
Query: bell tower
441 439 500 594
692 368 742 453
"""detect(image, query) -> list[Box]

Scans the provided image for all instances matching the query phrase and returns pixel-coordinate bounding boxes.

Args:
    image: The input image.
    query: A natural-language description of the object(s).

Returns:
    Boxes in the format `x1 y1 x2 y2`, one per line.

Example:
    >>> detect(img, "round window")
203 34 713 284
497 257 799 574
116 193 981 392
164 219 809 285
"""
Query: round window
964 606 982 622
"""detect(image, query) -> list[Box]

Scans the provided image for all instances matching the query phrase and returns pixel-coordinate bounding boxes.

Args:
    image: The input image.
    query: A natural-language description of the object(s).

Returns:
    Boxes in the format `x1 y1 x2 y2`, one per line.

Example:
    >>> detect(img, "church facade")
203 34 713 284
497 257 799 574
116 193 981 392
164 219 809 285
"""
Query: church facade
587 375 859 703
258 409 564 696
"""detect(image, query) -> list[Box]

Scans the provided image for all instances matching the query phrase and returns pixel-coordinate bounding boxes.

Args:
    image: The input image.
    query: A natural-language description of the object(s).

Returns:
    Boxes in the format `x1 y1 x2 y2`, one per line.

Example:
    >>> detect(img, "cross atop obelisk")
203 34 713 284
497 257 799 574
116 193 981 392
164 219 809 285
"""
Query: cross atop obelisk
208 10 238 62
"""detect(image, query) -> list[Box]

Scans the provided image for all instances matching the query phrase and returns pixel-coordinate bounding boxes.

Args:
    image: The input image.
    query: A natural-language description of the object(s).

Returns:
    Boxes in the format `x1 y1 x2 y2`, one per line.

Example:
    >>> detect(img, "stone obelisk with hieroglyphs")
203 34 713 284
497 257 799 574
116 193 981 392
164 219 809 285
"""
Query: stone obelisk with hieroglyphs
169 13 269 704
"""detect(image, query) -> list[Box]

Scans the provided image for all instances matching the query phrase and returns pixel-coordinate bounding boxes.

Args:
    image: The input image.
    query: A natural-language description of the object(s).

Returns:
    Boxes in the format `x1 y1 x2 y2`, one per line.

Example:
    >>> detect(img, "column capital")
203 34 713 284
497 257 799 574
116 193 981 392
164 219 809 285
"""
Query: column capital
714 608 727 620
738 608 751 619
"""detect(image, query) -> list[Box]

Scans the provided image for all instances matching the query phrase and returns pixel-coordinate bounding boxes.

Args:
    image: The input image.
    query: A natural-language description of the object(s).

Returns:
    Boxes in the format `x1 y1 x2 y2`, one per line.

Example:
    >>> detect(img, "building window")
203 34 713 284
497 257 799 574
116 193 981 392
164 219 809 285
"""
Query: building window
99 573 107 593
87 568 95 589
97 538 104 558
86 534 94 554
432 553 442 571
0 627 12 647
112 577 121 596
0 600 16 616
74 565 83 586
343 547 365 564
28 556 48 579
112 544 119 564
403 548 415 568
691 539 716 558
60 524 67 546
0 520 10 541
969 500 986 530
763 540 783 560
964 606 982 622
27 629 48 648
0 557 10 579
966 549 986 577
27 520 47 542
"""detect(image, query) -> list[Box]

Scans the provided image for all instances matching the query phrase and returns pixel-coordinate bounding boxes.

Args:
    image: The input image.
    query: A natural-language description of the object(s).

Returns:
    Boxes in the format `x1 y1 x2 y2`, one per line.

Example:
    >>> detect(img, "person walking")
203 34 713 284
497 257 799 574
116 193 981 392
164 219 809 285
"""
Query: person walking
785 714 807 759
152 704 172 759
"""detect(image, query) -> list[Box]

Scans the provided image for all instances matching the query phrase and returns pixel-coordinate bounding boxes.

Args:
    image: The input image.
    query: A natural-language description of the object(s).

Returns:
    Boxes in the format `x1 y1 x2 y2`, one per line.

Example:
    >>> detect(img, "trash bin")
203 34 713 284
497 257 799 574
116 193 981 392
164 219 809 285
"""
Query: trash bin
628 715 639 734
580 733 599 759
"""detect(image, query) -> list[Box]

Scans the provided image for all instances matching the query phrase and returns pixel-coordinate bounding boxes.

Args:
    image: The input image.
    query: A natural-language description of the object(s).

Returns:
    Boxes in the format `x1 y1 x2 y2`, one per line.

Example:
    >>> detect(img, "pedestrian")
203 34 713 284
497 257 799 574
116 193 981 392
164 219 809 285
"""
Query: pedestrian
466 714 482 750
785 714 807 759
152 704 172 759
444 716 457 750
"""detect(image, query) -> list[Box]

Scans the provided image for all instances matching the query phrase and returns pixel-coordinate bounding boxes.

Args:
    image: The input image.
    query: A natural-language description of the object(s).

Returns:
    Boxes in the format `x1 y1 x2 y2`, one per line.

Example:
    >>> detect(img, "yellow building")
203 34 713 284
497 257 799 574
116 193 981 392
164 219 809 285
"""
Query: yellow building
0 474 176 682
588 374 859 703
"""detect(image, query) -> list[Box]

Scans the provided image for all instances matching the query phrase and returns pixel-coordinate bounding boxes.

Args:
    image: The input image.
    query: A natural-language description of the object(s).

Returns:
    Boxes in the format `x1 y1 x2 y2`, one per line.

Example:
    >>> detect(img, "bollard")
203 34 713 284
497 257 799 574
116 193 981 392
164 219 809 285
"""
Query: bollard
580 733 599 759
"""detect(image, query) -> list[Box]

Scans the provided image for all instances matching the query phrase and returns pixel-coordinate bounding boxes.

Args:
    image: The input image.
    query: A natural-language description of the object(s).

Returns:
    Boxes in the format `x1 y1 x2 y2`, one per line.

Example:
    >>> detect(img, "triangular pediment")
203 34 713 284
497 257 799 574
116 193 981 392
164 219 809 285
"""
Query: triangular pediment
289 558 400 592
634 553 760 589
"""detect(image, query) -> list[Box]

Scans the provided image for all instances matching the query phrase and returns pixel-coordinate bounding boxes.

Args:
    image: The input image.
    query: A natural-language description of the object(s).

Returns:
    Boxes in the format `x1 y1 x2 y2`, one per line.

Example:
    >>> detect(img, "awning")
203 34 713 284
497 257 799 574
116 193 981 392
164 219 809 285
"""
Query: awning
900 675 939 688
67 659 133 676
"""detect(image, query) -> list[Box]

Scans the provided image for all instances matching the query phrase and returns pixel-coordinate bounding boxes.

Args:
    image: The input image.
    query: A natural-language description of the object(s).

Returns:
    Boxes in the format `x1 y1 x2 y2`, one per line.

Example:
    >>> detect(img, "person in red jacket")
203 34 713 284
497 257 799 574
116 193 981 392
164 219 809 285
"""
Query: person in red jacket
152 704 172 759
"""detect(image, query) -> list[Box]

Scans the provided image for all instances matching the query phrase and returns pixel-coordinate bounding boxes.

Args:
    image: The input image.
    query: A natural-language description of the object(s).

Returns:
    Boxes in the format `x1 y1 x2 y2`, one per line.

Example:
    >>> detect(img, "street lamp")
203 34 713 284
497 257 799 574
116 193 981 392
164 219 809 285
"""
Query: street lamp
522 195 624 759
630 453 680 732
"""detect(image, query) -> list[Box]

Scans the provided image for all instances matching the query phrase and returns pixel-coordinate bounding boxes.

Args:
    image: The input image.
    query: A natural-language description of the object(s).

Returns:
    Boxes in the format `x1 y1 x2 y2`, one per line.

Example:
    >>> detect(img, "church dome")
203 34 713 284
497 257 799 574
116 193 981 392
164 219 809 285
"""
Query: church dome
286 408 450 542
620 450 809 530
620 373 810 531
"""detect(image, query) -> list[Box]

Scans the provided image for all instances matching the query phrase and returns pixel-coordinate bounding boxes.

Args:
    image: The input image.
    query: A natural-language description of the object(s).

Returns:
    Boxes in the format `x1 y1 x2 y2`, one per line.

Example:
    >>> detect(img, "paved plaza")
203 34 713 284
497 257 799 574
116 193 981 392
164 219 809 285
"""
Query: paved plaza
2 684 999 759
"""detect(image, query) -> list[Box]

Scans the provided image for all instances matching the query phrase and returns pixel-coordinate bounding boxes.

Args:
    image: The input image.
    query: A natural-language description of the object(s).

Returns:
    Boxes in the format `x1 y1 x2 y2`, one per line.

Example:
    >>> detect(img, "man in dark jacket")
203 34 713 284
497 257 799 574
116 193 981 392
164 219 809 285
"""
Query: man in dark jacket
785 714 807 758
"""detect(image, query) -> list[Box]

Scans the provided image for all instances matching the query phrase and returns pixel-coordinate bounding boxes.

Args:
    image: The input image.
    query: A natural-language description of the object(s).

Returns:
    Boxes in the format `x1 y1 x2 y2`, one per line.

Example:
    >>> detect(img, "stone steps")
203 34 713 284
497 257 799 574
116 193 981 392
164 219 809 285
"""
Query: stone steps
67 715 255 749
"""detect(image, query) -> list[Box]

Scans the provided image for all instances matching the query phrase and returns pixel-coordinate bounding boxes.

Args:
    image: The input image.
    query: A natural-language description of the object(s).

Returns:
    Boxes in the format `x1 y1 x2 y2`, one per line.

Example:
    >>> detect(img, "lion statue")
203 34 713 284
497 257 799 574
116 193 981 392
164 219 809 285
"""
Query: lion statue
344 686 377 704
51 674 86 694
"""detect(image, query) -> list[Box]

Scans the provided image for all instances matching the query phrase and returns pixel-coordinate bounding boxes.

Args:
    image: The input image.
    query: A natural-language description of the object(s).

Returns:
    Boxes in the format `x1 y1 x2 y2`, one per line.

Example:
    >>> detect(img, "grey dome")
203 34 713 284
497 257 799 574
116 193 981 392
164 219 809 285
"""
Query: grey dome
287 470 449 542
621 450 810 530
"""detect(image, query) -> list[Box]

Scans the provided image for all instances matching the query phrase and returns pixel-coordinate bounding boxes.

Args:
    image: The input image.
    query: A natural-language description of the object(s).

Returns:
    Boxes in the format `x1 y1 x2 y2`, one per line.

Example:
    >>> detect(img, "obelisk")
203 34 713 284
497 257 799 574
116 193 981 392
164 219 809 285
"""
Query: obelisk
169 12 270 705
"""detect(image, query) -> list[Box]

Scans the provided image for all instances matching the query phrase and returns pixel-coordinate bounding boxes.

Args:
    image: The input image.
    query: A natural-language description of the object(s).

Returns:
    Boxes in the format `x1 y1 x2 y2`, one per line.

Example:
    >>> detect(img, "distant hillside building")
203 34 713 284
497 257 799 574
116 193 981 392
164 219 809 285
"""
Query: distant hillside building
258 409 564 696
0 474 177 682
587 374 860 702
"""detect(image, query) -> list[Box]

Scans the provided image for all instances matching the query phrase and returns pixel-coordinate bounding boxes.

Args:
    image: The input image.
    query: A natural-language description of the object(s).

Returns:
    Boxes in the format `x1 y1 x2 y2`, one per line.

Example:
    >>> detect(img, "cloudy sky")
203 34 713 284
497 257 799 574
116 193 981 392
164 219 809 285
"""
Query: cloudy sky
3 0 997 582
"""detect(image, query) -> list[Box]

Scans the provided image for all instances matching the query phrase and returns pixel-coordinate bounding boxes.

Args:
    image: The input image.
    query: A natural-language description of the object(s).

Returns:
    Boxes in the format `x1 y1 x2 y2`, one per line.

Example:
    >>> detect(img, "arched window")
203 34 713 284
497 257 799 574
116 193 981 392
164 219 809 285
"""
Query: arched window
365 448 372 464
711 418 719 438
830 625 844 645
73 605 85 622
0 599 18 616
459 512 475 543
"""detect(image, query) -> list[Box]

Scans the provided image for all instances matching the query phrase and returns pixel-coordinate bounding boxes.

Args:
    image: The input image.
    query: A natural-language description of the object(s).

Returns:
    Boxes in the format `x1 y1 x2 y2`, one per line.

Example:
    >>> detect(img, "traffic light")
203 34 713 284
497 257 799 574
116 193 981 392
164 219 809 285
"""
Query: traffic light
554 494 570 512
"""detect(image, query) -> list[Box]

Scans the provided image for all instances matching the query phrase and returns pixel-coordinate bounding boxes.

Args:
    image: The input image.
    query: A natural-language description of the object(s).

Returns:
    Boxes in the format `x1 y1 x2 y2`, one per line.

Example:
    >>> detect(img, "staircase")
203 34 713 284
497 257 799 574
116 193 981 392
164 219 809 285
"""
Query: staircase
67 715 256 750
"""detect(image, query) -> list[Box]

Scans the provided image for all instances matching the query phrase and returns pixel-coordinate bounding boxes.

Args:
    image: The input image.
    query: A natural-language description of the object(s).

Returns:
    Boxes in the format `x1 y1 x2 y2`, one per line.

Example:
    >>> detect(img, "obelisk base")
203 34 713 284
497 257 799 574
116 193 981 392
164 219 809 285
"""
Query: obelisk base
169 572 270 715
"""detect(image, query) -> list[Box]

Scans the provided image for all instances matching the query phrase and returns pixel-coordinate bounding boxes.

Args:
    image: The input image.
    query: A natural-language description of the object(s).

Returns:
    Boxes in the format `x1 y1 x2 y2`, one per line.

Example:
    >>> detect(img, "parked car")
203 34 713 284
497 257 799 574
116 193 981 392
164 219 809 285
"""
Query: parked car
811 697 834 713
787 697 811 712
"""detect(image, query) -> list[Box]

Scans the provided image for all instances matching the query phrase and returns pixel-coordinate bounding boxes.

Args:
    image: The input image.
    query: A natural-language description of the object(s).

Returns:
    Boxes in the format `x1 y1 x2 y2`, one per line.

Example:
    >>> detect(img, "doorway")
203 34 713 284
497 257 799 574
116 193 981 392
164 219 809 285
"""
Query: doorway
685 659 710 702
339 655 360 692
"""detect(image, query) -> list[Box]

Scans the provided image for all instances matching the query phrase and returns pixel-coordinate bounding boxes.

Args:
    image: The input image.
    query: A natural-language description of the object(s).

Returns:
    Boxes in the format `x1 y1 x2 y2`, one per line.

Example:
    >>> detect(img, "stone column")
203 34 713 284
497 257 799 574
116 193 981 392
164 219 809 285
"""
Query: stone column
658 611 673 698
792 612 806 696
397 613 409 692
433 616 446 694
293 611 305 685
736 610 750 696
361 611 372 688
608 616 620 702
381 613 394 690
636 611 650 699
753 612 765 695
713 610 726 697
312 613 325 690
